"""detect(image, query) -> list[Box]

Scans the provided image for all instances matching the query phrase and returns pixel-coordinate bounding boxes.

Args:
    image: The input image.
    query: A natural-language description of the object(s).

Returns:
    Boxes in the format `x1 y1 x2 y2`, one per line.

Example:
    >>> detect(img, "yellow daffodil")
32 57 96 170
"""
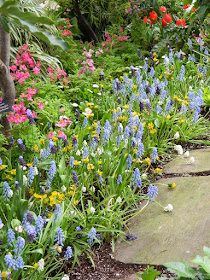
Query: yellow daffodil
82 158 89 163
0 165 7 170
74 160 81 166
145 157 151 166
27 163 33 167
87 164 94 171
39 138 45 144
98 160 102 165
34 144 39 152
10 169 16 175
6 175 13 180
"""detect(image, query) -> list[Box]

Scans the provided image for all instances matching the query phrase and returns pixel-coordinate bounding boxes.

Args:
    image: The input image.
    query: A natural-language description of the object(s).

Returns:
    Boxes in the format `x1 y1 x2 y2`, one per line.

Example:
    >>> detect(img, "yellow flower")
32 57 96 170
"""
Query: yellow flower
120 76 123 79
142 122 146 127
74 160 81 166
166 115 171 119
48 213 52 218
150 129 157 134
185 95 188 99
154 168 162 173
56 245 62 254
51 191 58 197
68 190 74 196
63 147 68 152
168 183 176 188
133 85 137 89
67 144 72 150
159 75 162 79
97 169 103 176
153 52 157 57
171 77 174 80
10 169 16 175
124 104 129 109
0 165 7 170
180 119 184 123
39 138 45 145
98 160 102 165
82 158 89 163
95 105 98 109
74 200 79 205
58 193 65 200
148 123 154 130
52 137 58 141
29 188 34 195
6 175 13 180
145 157 151 166
34 144 39 152
88 126 92 130
87 164 94 171
34 263 38 268
27 163 33 167
87 102 94 107
133 148 137 154
92 122 98 127
153 57 158 62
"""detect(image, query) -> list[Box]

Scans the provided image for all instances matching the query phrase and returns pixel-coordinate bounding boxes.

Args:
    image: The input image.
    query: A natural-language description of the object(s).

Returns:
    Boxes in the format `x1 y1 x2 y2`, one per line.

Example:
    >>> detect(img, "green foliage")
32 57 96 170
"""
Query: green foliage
137 266 161 280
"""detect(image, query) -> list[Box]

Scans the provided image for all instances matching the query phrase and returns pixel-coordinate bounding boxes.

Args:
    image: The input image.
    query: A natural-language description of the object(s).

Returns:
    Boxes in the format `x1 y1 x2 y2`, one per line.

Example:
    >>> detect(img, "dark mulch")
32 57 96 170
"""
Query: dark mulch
66 242 175 280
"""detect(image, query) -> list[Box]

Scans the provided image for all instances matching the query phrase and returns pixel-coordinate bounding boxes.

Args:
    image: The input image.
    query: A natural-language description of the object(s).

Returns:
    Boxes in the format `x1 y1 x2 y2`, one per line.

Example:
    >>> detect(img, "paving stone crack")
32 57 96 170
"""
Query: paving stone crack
162 170 210 178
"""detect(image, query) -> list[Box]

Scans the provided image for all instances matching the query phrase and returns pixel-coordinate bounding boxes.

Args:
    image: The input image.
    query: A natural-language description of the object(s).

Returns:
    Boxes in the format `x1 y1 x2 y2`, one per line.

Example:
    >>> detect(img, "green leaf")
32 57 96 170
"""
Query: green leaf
163 262 197 278
191 256 210 274
11 218 21 229
26 248 43 255
140 266 161 280
204 246 210 257
0 16 10 32
154 118 160 128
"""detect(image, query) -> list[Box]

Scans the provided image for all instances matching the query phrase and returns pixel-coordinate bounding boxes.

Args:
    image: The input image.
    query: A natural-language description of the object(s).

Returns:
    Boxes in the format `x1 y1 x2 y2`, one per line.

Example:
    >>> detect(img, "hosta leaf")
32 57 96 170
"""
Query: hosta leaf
163 262 197 278
204 246 210 257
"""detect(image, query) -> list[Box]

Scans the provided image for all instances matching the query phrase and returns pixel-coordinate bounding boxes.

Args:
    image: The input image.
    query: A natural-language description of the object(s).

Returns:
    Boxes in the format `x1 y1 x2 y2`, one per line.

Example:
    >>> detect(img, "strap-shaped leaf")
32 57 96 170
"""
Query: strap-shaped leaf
11 17 69 50
0 0 53 25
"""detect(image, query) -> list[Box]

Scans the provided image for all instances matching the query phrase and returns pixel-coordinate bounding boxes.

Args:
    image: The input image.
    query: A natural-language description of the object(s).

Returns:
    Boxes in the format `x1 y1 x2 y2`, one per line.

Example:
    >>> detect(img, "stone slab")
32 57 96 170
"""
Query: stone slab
115 176 210 265
163 148 210 174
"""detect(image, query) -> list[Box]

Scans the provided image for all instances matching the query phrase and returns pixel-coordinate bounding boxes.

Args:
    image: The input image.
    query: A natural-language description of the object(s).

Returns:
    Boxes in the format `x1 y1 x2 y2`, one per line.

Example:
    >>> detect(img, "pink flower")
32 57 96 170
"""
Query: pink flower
58 25 64 30
59 107 65 112
120 27 123 32
36 61 41 67
10 65 17 72
57 130 67 139
36 101 44 109
62 30 72 36
33 67 40 75
56 119 67 127
48 66 53 73
47 132 55 138
22 44 28 50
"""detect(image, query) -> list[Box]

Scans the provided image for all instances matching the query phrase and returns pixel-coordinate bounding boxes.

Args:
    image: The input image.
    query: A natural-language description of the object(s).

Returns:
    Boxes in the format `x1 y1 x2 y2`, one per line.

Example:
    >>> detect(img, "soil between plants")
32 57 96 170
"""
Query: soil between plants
65 242 175 280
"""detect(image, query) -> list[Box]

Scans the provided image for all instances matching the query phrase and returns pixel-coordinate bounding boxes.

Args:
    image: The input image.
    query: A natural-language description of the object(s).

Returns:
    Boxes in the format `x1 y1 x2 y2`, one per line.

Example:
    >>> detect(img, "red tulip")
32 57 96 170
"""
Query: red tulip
160 6 167 13
164 13 172 23
162 17 167 26
176 19 186 27
143 16 148 23
149 11 158 21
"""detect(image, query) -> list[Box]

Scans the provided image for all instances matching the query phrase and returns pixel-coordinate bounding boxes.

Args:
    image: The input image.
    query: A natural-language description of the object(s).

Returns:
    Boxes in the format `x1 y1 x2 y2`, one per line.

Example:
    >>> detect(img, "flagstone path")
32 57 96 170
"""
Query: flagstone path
115 148 210 271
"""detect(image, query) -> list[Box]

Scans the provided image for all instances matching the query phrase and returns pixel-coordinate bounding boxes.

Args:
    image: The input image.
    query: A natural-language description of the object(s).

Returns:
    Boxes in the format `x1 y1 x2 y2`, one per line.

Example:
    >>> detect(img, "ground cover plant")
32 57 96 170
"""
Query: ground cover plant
0 0 209 279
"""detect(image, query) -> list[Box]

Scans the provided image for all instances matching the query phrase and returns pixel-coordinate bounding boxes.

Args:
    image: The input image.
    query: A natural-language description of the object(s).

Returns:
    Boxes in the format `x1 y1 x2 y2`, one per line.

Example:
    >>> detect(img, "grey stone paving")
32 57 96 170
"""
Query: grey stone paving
115 176 210 265
163 148 210 174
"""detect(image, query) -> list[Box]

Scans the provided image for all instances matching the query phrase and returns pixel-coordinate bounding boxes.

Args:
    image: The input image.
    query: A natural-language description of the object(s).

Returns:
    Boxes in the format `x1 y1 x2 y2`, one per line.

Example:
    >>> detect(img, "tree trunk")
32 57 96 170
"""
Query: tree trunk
74 0 99 44
0 23 16 137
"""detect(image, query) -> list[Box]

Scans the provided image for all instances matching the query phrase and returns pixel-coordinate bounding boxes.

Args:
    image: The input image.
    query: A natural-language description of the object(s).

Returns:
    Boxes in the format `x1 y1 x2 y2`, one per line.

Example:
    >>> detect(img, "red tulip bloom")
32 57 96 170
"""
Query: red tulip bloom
162 17 167 26
160 6 167 13
143 16 148 23
164 13 172 23
176 19 186 27
183 4 190 9
150 20 155 24
149 11 158 21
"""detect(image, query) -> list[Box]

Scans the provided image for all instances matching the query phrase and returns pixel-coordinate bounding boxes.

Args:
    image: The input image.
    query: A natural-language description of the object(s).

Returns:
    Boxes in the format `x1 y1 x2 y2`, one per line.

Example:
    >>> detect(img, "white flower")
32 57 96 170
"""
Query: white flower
92 84 99 88
90 207 95 214
174 145 183 155
72 103 79 107
87 89 93 93
40 0 60 11
22 166 27 171
83 140 87 146
164 204 173 212
174 131 180 139
82 186 86 192
158 100 163 106
58 85 63 88
97 147 103 155
34 167 38 176
15 225 23 233
38 258 45 272
23 175 28 186
116 197 122 203
141 173 147 179
183 151 190 158
61 275 69 280
189 86 193 91
76 149 81 156
188 156 195 164
8 190 13 198
90 186 95 193
61 185 67 192
82 108 92 116
70 211 76 217
97 92 102 96
45 101 48 105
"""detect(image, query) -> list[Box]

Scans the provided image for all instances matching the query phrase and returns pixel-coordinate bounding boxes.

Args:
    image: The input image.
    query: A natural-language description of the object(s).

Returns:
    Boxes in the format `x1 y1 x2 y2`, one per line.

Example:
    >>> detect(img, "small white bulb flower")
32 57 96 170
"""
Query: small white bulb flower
141 173 147 180
23 175 28 186
38 258 45 272
174 145 183 155
164 204 173 212
82 186 86 193
72 103 79 107
83 140 88 146
188 156 195 164
15 225 23 233
92 84 99 88
76 149 81 156
174 131 180 139
61 185 67 192
116 197 122 203
90 186 95 193
90 207 95 214
61 275 69 280
34 167 38 176
183 151 190 158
